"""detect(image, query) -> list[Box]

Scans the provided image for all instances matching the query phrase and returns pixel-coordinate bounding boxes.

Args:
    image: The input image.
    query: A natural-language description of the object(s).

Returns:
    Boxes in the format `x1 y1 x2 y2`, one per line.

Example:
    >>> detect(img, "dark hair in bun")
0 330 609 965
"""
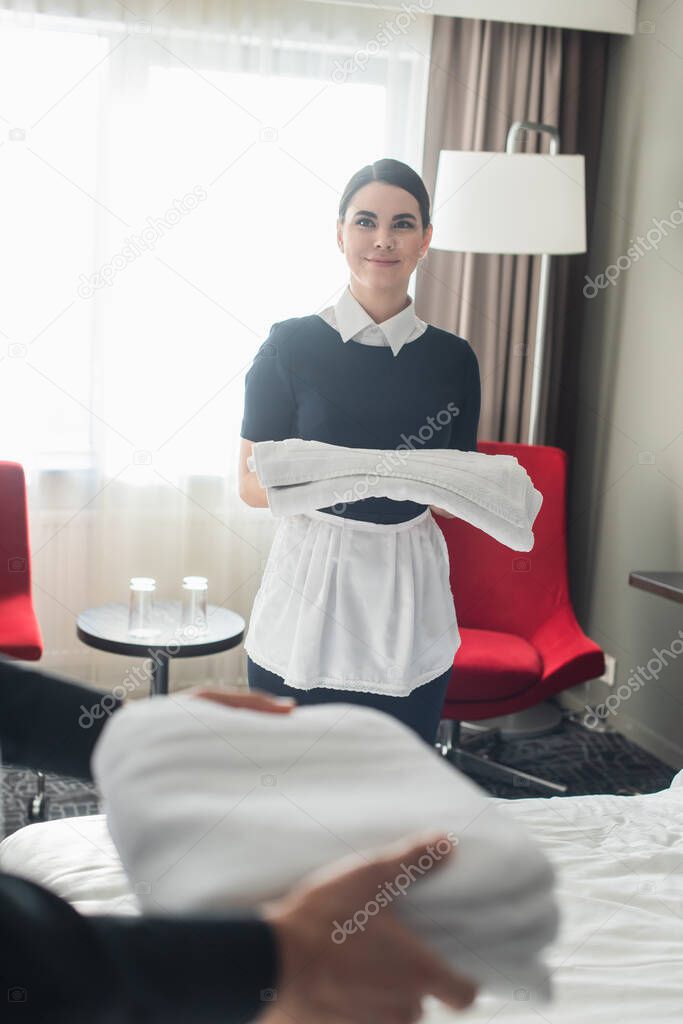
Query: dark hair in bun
338 158 431 230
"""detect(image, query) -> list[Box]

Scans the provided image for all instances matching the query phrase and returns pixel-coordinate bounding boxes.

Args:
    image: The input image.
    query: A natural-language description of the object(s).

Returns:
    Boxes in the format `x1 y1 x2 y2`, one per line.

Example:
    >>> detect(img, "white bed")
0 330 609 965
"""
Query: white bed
2 775 682 1022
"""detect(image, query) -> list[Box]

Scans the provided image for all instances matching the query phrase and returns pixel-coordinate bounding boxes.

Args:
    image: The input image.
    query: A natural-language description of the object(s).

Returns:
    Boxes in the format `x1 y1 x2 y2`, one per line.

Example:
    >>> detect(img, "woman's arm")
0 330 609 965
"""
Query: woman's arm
239 326 297 507
0 872 277 1024
0 657 124 782
238 438 270 508
0 658 296 781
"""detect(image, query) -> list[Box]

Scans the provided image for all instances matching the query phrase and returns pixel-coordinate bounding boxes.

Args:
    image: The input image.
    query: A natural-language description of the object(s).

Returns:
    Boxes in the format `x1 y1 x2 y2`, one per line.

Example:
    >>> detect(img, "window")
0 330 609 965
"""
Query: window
0 5 431 479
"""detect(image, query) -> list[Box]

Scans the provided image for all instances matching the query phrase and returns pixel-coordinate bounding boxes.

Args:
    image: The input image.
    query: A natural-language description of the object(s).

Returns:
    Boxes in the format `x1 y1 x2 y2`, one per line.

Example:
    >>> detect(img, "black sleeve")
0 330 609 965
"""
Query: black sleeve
0 872 278 1023
240 323 297 442
456 344 481 452
0 656 124 782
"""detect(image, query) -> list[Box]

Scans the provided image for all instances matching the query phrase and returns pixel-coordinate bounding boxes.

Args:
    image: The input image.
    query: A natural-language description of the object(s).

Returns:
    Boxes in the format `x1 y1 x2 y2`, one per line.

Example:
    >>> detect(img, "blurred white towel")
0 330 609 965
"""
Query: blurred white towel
93 695 558 1001
248 439 543 551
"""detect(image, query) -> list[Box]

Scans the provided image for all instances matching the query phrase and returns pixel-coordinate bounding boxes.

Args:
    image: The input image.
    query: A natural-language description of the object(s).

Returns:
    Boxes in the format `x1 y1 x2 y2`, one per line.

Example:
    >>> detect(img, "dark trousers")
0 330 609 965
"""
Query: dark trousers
247 655 452 746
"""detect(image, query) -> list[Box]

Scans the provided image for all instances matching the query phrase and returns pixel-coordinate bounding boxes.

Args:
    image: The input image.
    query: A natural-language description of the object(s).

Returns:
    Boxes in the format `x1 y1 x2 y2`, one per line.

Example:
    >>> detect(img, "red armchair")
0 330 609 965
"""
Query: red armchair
434 442 605 794
0 461 45 817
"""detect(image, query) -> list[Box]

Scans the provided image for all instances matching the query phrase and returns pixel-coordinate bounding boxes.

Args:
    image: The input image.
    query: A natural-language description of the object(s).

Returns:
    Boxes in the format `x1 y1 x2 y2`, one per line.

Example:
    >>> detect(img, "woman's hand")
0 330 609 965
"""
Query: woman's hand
429 504 456 519
186 686 296 714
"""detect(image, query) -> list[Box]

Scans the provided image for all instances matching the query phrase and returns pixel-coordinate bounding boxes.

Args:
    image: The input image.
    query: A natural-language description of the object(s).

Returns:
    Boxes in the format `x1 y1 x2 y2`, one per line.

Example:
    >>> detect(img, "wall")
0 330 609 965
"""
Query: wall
561 0 683 768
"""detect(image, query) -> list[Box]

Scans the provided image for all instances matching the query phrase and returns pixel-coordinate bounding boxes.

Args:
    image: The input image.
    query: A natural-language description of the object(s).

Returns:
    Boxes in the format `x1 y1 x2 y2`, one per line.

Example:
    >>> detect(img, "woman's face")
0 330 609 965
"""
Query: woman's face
337 181 432 292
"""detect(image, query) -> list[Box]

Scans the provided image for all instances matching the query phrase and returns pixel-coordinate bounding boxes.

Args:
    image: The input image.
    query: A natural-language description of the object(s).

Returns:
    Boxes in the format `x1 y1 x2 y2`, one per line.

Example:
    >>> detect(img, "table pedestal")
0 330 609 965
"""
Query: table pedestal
150 652 170 695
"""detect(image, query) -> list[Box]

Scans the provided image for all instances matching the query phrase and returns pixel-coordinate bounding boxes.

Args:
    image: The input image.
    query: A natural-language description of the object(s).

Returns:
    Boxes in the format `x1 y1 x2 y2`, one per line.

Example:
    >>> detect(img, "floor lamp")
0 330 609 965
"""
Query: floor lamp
430 122 587 444
430 122 587 738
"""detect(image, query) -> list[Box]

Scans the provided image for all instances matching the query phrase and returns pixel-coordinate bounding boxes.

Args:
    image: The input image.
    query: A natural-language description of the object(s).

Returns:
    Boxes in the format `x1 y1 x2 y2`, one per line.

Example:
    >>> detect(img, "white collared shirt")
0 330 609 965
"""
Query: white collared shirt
317 285 428 357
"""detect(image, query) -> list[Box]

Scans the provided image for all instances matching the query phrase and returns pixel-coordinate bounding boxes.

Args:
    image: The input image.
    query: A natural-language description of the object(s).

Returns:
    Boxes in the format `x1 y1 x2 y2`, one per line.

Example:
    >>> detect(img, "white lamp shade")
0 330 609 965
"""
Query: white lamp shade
430 151 587 255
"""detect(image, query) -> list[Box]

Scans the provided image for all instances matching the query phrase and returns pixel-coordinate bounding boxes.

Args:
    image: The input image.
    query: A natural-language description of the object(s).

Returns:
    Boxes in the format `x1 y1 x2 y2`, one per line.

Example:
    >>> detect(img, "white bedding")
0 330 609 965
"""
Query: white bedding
0 813 137 916
2 775 682 1022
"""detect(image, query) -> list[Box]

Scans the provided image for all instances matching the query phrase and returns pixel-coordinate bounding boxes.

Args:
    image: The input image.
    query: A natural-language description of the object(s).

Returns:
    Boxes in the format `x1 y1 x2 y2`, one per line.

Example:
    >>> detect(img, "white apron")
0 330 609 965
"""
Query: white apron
244 507 460 697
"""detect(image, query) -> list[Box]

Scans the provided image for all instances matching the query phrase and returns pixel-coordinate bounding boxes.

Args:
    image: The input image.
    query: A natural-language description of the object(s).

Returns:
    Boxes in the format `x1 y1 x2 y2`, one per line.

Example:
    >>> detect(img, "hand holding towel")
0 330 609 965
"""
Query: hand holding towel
92 696 558 1001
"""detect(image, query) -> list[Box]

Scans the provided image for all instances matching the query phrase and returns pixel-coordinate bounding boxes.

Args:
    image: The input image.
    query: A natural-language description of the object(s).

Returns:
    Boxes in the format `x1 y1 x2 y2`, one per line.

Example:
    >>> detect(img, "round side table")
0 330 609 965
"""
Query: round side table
76 601 245 695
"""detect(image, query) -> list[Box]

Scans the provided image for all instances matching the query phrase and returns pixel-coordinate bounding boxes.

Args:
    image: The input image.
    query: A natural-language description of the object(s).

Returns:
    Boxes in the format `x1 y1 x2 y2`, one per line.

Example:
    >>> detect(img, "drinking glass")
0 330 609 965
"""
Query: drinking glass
181 576 208 636
128 577 161 638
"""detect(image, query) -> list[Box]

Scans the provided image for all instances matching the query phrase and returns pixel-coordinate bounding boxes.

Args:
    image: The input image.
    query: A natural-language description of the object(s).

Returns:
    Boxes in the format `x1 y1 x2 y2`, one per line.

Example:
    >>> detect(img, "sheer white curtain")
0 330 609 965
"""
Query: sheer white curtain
0 0 432 689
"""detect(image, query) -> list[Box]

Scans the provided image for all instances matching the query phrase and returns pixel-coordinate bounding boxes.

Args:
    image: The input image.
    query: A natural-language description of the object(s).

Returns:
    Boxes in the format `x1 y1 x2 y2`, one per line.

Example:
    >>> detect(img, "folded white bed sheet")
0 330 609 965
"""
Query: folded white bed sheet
247 439 543 551
92 695 558 1001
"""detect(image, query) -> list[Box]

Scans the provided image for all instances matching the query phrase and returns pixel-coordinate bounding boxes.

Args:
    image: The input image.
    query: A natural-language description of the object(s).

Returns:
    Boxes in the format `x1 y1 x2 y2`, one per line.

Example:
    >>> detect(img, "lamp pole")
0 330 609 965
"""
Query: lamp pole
505 121 560 446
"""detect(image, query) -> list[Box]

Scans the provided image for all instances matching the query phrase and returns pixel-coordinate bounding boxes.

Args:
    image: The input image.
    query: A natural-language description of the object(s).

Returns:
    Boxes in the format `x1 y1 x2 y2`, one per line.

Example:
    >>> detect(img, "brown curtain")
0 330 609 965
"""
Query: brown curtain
416 17 609 460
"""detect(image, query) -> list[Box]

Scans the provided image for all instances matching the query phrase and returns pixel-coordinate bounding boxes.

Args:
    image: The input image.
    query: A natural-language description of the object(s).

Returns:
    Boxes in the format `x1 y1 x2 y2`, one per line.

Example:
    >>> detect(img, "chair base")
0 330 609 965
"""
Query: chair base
28 771 48 822
435 719 568 796
463 701 564 740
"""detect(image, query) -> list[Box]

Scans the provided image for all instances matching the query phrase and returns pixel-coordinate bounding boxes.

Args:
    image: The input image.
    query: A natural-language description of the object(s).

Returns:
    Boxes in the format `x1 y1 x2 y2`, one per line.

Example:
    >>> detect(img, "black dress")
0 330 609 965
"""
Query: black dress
241 315 481 743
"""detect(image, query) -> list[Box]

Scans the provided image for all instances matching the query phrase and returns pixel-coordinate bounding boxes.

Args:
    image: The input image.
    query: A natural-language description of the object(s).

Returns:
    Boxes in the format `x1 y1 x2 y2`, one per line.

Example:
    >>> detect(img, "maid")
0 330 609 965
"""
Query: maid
239 158 480 745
